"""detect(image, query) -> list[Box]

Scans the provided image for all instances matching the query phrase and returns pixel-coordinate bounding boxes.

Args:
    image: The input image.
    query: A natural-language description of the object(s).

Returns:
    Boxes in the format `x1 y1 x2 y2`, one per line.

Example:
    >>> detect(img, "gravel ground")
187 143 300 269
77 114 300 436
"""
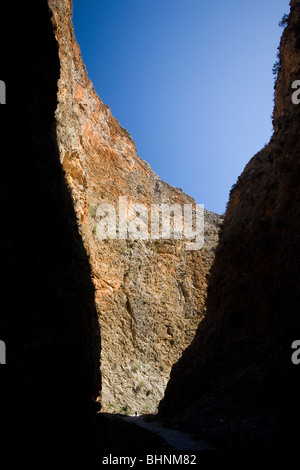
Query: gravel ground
123 416 213 450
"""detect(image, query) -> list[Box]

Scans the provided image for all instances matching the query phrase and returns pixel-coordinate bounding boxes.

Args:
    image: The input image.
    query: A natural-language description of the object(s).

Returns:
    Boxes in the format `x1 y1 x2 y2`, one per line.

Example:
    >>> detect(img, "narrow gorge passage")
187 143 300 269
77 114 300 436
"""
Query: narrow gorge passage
123 416 213 450
49 0 223 416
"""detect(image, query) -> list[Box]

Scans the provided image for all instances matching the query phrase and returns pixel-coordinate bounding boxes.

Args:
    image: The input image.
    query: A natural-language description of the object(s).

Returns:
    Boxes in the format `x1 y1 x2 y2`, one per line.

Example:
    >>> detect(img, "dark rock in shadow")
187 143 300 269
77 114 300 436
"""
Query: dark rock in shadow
0 0 101 453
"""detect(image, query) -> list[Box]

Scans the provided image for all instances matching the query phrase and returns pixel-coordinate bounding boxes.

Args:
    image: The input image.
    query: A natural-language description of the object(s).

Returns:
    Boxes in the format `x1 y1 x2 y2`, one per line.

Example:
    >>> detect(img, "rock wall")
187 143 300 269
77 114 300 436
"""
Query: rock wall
48 0 222 414
0 0 100 451
158 0 300 449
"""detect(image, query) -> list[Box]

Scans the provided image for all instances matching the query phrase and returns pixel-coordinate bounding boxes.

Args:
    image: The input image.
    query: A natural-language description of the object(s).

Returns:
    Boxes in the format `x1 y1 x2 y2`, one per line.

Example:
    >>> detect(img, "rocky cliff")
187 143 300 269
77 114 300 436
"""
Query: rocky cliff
2 0 297 455
158 0 300 449
48 0 222 414
0 0 100 452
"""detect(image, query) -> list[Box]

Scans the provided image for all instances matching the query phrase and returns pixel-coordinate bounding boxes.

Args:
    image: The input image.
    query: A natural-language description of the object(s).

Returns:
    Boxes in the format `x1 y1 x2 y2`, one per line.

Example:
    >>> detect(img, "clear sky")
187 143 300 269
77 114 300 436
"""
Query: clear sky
72 0 290 215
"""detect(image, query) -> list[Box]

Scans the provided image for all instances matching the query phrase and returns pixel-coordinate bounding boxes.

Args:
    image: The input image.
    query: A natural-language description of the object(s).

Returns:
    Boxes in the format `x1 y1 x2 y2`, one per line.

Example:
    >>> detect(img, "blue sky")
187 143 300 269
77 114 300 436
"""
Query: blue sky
73 0 290 215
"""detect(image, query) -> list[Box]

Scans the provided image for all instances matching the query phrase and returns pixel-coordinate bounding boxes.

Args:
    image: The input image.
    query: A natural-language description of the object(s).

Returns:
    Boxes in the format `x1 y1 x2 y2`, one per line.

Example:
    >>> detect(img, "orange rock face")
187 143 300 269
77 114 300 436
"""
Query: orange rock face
49 0 222 414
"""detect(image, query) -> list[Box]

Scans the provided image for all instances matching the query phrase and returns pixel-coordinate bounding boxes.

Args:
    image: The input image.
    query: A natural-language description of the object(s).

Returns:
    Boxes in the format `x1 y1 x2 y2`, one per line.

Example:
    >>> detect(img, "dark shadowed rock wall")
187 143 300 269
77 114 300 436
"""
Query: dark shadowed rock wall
0 0 100 453
158 0 300 450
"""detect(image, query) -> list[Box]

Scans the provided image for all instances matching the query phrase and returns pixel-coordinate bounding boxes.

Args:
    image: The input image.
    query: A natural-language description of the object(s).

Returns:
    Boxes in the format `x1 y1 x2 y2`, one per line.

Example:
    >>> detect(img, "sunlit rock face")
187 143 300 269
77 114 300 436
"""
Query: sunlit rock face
48 0 222 414
158 0 300 450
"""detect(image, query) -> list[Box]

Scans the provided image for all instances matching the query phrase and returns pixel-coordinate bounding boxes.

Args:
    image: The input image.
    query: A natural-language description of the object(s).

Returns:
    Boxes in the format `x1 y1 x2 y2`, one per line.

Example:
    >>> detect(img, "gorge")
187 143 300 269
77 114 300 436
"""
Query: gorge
1 0 299 455
48 0 222 416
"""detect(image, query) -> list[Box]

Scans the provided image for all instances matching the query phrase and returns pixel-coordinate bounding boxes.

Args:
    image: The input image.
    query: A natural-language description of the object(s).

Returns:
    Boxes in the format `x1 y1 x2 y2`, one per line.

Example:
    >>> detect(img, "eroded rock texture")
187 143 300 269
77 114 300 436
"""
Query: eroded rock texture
158 0 300 450
48 0 222 414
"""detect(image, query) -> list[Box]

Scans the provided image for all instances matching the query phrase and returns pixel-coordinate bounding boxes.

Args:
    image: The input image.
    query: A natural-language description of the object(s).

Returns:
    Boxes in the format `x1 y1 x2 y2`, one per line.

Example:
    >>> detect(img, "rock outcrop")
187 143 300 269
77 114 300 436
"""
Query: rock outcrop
158 0 300 449
0 0 100 451
48 0 222 414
